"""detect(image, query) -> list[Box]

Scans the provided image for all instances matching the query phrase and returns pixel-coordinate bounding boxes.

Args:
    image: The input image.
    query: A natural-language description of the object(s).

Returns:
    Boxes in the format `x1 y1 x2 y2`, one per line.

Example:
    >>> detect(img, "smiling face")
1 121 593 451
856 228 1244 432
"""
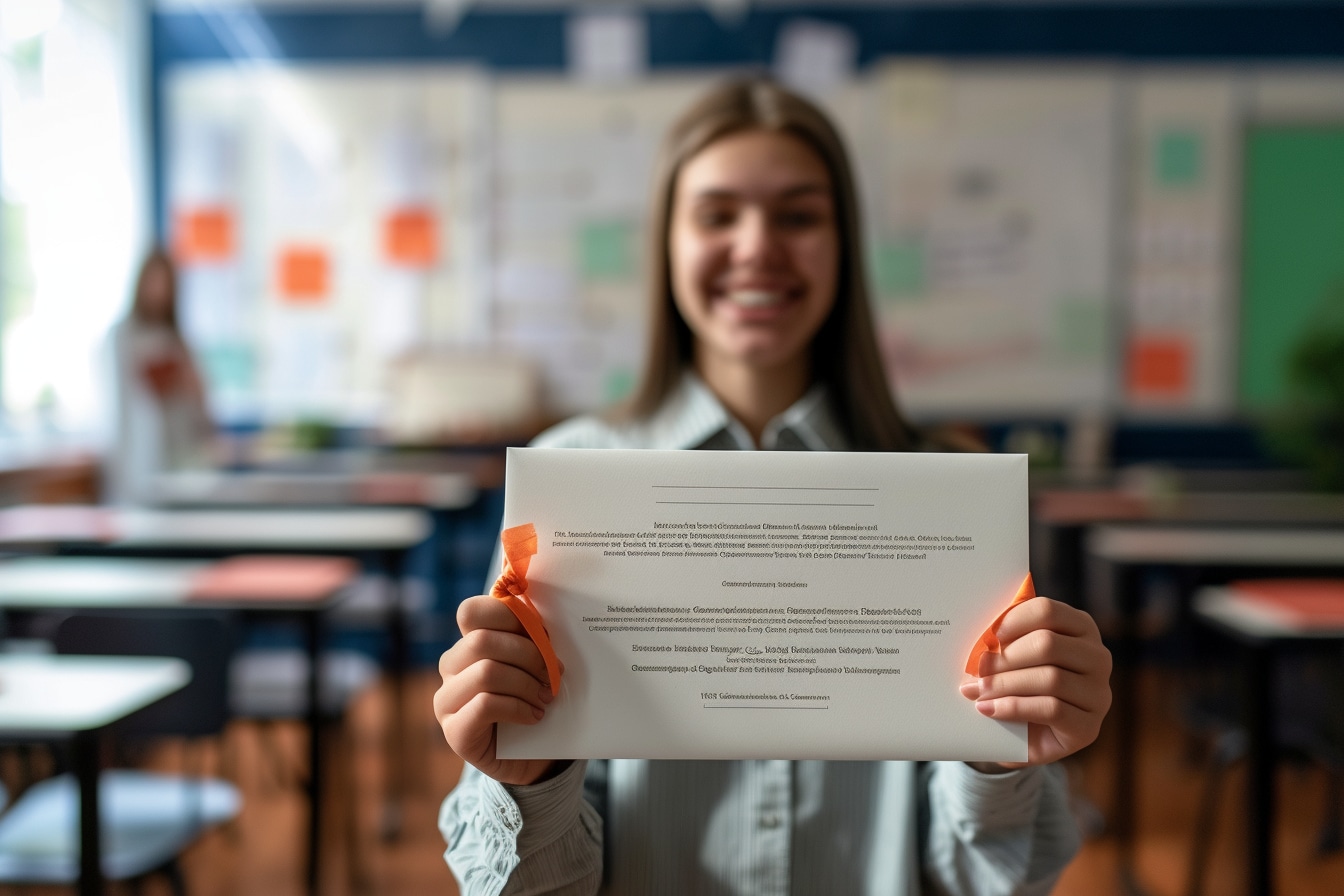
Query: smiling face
668 129 839 385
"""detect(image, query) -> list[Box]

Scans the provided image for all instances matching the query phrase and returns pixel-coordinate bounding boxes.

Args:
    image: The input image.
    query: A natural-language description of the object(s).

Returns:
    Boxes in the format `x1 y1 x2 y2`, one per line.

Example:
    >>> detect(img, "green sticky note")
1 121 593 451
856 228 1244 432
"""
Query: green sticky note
579 221 635 281
201 344 256 391
1052 298 1105 360
872 241 925 300
1154 130 1204 187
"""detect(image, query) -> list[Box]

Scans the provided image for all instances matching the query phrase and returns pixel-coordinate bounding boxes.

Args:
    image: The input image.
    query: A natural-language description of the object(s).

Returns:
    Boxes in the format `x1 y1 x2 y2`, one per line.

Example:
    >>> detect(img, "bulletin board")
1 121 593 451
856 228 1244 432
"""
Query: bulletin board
1120 69 1240 416
490 76 715 415
860 62 1118 416
165 64 492 423
150 3 1344 428
1240 123 1344 409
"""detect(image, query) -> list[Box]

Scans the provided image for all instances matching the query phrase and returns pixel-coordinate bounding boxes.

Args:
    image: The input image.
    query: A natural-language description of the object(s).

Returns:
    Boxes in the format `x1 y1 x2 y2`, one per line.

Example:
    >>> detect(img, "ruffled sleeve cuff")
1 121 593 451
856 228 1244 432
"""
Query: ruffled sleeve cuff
934 762 1047 835
439 761 590 896
503 760 590 856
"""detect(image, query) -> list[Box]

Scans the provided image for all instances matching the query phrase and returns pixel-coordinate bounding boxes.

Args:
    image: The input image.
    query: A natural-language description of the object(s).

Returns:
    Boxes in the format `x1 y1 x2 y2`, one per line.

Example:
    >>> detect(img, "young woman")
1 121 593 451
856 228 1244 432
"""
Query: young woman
106 248 214 503
435 78 1111 895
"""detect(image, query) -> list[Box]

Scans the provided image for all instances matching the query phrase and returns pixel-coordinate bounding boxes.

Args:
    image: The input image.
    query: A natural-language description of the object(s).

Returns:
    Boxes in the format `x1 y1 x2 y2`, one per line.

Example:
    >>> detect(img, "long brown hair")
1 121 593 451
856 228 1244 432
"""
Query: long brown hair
130 248 181 333
623 76 920 452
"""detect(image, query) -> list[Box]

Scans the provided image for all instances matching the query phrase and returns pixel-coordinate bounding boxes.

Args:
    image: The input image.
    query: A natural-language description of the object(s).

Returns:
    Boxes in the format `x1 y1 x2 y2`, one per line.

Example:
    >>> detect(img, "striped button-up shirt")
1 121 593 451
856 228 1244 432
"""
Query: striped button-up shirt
440 372 1079 896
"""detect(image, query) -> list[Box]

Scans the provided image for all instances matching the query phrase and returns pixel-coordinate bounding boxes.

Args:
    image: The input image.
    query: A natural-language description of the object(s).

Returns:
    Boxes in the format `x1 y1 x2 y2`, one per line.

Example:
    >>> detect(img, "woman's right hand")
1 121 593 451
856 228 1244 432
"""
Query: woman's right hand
435 594 563 785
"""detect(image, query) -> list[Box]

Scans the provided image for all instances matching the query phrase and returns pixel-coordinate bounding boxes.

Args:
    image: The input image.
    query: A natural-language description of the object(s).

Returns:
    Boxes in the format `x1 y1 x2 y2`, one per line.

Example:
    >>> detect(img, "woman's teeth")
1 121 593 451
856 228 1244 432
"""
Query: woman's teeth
727 290 784 308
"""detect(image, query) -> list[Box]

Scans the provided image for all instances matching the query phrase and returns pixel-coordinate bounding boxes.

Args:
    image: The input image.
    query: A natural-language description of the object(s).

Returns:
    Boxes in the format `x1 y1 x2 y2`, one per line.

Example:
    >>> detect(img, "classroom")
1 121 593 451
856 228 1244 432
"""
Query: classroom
0 1 1342 895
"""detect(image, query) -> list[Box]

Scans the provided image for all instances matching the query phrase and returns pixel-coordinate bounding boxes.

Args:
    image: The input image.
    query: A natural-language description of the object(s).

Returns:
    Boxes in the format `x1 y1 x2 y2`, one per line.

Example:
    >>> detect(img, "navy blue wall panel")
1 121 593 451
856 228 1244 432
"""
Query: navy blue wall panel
155 4 1344 71
154 8 568 69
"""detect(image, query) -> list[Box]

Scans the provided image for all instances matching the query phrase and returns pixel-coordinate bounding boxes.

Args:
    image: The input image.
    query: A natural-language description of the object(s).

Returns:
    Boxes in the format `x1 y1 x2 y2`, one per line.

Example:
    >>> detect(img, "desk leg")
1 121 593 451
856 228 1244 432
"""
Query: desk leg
1243 639 1274 896
1058 524 1086 609
380 548 407 842
304 611 323 896
1110 561 1150 895
74 729 103 896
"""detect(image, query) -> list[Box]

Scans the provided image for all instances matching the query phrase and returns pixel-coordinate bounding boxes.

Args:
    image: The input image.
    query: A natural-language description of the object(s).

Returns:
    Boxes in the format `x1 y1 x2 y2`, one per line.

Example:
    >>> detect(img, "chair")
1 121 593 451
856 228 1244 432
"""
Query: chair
222 565 383 773
227 644 380 788
1183 628 1344 896
230 646 381 722
214 559 382 891
0 612 243 895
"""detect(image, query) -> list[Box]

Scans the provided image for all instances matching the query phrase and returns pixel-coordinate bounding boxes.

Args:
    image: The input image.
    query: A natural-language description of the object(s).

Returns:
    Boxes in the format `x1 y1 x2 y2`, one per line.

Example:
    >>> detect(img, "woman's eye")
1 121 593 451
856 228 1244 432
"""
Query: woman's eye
695 209 735 229
776 209 825 229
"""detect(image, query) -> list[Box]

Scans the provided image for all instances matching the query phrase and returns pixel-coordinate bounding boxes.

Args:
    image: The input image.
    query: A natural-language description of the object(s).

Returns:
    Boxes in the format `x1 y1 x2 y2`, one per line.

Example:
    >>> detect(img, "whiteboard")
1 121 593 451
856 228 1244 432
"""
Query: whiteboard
1121 68 1241 416
490 76 717 415
860 62 1119 416
165 64 492 424
161 61 1344 427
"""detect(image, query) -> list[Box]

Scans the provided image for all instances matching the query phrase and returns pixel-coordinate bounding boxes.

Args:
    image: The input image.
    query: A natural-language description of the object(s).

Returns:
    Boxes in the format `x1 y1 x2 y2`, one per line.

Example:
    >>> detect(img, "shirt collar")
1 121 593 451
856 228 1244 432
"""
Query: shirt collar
644 370 849 451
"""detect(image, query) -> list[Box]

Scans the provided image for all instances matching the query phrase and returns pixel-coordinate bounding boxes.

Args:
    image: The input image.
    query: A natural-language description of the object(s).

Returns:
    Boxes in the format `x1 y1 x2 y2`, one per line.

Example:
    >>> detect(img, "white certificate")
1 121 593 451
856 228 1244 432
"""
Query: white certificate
496 447 1029 762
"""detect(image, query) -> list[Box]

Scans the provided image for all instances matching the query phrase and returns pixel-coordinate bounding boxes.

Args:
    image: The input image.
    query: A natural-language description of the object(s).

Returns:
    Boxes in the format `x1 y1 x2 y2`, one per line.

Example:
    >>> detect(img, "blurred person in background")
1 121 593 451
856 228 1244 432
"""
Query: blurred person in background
105 247 215 504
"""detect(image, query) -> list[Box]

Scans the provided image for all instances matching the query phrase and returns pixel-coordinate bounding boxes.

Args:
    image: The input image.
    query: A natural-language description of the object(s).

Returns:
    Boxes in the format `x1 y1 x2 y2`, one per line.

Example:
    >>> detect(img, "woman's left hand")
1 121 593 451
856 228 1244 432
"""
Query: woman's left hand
959 597 1112 769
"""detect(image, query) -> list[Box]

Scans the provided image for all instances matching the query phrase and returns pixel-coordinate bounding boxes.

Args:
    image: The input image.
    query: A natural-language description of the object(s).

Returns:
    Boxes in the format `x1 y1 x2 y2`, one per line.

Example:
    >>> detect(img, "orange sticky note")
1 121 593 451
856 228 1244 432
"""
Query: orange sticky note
277 246 330 303
1127 336 1190 397
175 207 235 263
383 208 438 267
490 523 563 696
966 574 1036 676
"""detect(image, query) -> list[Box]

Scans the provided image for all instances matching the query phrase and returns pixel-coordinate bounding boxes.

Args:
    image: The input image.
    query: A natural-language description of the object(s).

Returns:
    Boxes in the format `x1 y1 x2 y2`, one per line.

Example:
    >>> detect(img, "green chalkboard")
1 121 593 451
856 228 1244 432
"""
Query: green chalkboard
1241 125 1344 409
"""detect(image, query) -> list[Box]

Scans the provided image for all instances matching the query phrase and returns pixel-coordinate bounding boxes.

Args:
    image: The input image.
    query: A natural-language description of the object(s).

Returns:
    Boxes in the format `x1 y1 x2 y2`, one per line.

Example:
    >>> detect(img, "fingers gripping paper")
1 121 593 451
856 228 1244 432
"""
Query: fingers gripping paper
490 523 563 696
965 574 1036 676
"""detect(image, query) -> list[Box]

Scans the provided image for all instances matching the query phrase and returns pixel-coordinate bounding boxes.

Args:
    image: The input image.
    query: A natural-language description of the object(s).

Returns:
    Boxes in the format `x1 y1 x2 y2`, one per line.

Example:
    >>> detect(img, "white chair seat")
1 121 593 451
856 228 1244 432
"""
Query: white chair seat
0 770 240 882
230 648 380 718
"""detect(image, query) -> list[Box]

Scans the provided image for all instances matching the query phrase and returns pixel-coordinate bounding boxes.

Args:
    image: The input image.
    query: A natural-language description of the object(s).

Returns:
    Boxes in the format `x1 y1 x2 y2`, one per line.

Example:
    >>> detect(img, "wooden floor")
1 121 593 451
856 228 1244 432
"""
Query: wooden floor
5 667 1343 896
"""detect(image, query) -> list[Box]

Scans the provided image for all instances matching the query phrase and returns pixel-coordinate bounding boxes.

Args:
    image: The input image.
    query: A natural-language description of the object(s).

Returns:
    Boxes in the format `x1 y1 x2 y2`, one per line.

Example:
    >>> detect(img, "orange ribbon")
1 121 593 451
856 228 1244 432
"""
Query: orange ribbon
490 523 563 697
965 574 1036 676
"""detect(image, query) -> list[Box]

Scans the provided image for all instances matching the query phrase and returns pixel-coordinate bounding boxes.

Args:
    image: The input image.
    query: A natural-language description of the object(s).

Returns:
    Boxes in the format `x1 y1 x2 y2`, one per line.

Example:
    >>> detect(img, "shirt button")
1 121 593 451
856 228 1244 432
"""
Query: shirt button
760 814 782 829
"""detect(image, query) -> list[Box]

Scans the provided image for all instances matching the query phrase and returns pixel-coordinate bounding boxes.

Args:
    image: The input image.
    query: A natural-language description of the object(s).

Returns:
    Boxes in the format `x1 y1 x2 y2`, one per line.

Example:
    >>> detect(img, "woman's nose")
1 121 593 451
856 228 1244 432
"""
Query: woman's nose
730 210 779 266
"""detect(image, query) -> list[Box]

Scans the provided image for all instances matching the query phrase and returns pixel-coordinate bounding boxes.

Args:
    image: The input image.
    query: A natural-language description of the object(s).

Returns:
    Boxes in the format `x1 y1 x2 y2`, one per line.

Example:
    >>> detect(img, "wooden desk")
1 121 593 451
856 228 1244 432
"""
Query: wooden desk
0 555 356 896
0 504 430 553
252 446 506 491
1036 489 1344 528
0 504 432 876
1088 525 1344 567
0 655 189 896
1032 490 1344 606
147 469 476 510
1193 584 1344 896
1086 525 1344 894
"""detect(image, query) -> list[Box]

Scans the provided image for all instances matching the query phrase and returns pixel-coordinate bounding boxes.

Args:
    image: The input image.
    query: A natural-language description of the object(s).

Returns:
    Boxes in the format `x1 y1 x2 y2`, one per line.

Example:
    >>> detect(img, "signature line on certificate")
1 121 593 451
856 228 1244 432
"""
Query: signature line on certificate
704 705 830 709
652 485 878 491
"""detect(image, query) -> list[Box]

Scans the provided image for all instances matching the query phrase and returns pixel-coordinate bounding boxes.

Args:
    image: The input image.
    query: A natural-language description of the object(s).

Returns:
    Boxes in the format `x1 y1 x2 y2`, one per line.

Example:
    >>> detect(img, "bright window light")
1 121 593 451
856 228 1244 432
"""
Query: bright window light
0 0 145 440
0 0 63 48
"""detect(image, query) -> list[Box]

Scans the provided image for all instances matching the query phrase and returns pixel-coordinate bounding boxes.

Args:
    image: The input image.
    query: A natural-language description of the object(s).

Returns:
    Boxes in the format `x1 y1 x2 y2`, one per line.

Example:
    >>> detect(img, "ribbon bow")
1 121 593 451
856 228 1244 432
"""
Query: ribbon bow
490 523 563 696
965 574 1036 676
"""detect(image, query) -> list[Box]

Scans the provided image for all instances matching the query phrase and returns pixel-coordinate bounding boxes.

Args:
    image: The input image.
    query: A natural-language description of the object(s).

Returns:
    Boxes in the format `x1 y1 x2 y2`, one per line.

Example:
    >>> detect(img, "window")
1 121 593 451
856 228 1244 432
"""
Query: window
0 0 148 440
